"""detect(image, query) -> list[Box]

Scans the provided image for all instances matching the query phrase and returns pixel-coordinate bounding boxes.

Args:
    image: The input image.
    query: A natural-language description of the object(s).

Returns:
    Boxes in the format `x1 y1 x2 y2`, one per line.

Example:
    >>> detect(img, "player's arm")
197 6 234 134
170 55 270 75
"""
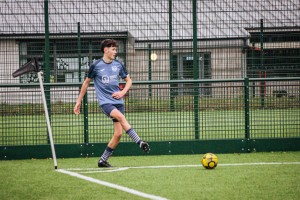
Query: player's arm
112 75 132 99
121 75 132 95
74 77 92 114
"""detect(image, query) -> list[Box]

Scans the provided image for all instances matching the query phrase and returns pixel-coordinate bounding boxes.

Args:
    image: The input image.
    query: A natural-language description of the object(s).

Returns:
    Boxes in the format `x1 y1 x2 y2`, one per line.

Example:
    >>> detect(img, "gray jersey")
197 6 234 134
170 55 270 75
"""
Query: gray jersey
87 59 128 105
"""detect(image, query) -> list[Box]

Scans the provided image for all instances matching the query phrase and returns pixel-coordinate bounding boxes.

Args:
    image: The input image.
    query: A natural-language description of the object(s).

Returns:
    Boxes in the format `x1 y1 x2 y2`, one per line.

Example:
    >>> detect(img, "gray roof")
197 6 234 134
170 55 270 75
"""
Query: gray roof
0 0 299 40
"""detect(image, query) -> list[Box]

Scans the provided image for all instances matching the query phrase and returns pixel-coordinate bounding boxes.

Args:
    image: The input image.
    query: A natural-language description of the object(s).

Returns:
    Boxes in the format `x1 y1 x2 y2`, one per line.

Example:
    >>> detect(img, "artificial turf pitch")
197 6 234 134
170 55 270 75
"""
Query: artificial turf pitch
1 152 299 200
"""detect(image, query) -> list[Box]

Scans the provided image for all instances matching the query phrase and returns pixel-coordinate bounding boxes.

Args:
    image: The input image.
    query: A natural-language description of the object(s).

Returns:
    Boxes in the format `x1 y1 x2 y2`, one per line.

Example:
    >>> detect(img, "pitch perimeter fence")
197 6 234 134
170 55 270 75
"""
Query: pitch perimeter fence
0 0 300 159
1 78 299 159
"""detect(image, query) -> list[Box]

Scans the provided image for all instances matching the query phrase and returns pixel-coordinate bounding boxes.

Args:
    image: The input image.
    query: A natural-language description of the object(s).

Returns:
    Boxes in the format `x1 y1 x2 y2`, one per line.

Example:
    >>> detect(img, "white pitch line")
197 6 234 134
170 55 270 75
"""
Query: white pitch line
129 162 300 169
65 162 300 173
56 169 168 200
81 167 129 173
219 162 300 166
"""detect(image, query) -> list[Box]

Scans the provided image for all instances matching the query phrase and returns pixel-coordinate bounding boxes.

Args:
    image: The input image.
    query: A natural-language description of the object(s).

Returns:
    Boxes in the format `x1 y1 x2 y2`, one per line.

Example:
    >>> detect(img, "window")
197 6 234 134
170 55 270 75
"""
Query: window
247 31 300 78
18 38 126 83
172 53 211 96
249 31 300 43
247 48 300 78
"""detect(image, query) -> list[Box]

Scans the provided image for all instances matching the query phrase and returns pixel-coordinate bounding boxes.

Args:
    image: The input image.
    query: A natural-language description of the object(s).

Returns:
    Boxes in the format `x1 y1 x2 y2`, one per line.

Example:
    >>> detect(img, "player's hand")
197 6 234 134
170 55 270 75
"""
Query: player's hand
74 103 81 115
112 91 125 99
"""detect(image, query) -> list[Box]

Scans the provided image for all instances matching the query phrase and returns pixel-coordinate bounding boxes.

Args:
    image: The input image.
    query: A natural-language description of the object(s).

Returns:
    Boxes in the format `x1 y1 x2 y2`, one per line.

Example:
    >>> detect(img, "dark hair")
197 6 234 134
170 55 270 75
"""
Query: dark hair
100 39 117 53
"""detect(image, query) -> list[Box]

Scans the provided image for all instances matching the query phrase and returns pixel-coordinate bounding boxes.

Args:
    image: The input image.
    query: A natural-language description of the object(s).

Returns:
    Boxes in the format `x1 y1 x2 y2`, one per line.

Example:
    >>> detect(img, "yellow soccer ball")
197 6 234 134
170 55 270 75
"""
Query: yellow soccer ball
201 153 218 169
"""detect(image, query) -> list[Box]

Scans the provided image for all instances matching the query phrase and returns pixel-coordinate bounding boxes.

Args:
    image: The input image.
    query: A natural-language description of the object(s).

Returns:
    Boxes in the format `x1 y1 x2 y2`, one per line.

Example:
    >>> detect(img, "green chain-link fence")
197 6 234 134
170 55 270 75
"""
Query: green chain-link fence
0 0 299 159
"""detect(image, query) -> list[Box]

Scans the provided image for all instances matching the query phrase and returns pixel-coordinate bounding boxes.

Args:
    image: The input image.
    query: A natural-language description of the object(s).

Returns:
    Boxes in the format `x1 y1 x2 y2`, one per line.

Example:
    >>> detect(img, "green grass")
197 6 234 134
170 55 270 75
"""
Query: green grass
1 152 300 200
1 95 299 115
1 108 299 145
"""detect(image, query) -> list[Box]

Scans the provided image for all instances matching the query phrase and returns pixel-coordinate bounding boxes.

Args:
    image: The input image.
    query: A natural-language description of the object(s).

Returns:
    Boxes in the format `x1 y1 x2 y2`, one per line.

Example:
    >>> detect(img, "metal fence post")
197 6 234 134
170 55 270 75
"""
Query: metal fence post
77 22 82 83
260 19 265 109
44 0 51 143
244 77 250 139
251 43 256 97
193 0 199 139
148 44 152 98
77 21 88 144
244 77 251 152
83 93 89 144
169 0 175 112
44 0 50 84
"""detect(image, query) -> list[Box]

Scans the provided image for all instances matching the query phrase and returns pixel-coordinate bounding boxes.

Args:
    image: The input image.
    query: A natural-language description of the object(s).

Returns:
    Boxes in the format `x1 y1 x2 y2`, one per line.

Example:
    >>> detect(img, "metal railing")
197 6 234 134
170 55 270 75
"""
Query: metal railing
1 78 299 147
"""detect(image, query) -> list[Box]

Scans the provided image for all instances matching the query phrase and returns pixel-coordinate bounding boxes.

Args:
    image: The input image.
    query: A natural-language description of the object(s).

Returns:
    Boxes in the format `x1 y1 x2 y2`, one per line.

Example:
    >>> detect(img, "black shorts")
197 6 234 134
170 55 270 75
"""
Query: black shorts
100 104 125 122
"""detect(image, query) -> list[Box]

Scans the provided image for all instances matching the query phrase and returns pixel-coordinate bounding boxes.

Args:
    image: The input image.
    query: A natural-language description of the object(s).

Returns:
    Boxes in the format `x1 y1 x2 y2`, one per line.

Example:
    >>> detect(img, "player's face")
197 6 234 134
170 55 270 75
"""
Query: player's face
104 46 117 60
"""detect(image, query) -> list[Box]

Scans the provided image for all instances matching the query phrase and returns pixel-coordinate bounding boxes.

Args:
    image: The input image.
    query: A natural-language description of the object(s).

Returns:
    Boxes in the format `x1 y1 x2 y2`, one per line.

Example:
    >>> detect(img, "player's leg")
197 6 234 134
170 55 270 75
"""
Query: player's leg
98 122 122 168
110 108 131 131
108 122 123 148
110 107 150 153
98 104 150 168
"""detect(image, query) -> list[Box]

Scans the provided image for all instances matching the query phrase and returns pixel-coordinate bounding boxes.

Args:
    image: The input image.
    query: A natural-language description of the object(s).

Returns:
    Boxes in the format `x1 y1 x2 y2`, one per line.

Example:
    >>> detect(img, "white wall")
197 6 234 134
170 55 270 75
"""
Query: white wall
0 40 19 84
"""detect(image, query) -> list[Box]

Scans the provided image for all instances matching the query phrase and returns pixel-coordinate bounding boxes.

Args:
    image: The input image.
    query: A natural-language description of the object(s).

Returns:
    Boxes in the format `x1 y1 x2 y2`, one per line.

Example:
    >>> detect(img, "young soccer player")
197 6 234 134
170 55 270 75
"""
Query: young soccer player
74 39 150 167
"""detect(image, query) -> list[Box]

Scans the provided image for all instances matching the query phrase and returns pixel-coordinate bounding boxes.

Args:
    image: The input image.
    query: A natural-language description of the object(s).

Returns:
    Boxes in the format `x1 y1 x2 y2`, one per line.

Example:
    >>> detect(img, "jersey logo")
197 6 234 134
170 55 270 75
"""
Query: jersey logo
111 66 118 72
102 75 109 84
